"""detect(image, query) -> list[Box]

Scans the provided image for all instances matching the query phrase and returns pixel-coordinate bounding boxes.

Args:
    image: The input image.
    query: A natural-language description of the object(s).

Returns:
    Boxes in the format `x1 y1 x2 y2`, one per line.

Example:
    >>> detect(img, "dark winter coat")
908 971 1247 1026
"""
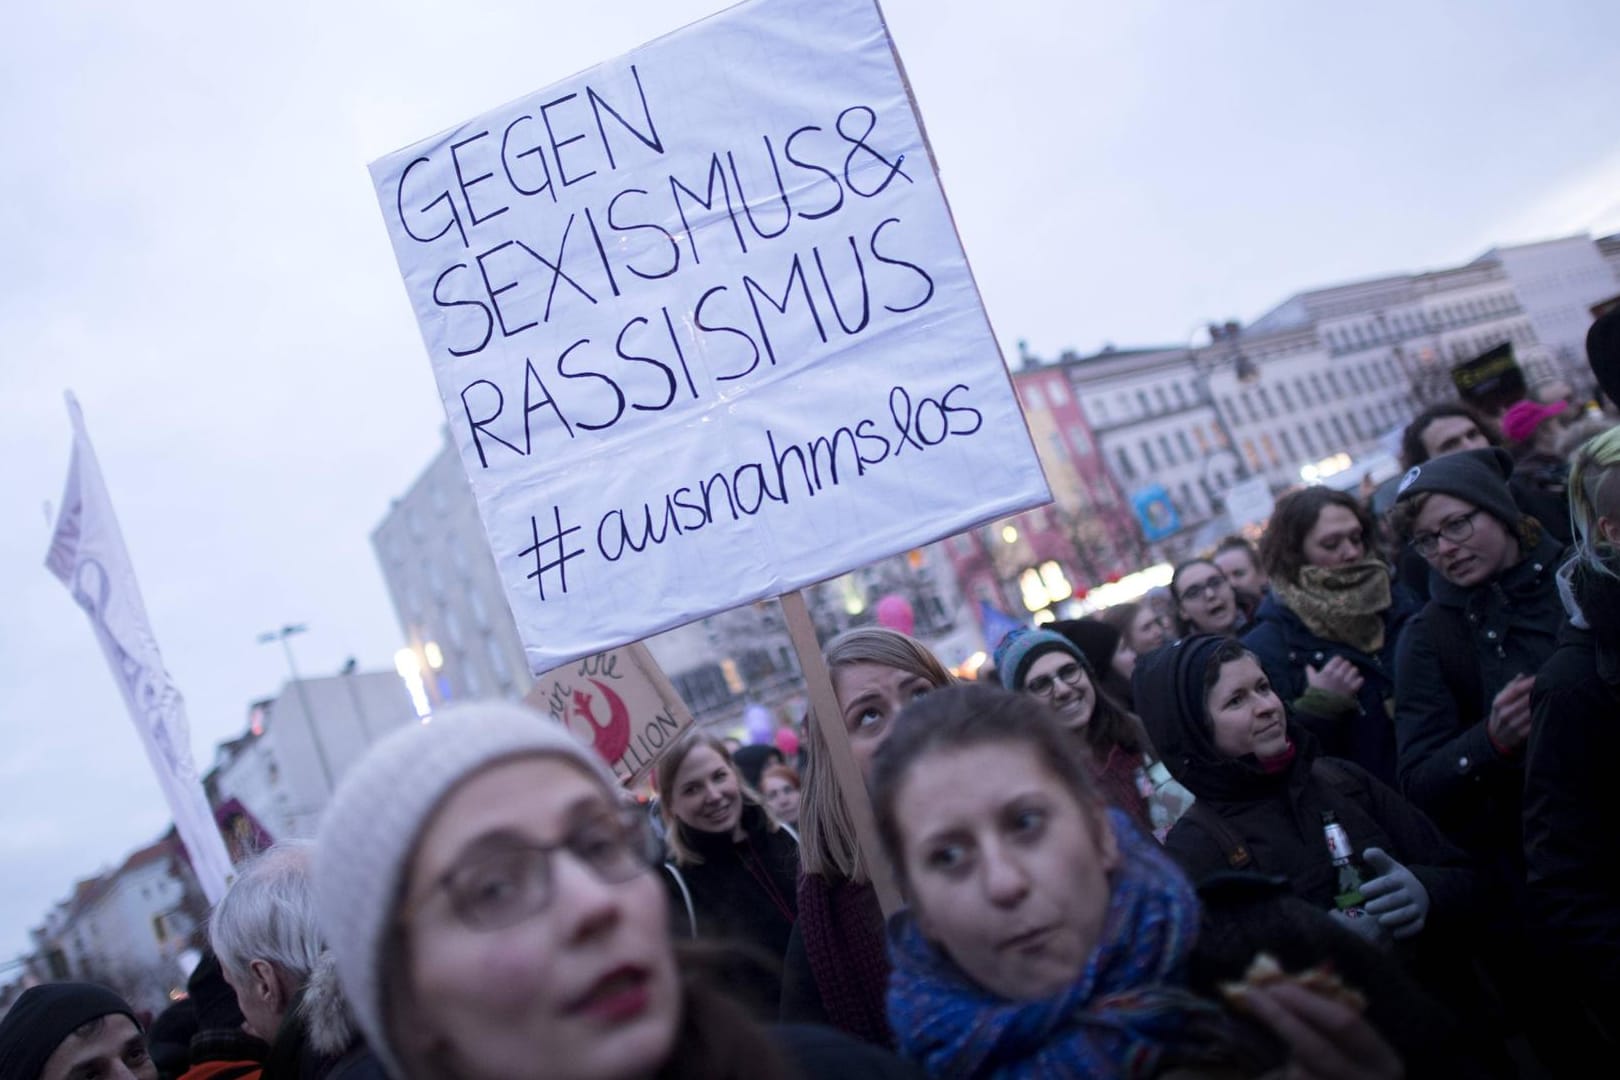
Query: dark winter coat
662 802 799 1012
258 956 385 1080
1392 529 1565 874
1525 560 1620 1046
1134 641 1477 927
1241 587 1419 788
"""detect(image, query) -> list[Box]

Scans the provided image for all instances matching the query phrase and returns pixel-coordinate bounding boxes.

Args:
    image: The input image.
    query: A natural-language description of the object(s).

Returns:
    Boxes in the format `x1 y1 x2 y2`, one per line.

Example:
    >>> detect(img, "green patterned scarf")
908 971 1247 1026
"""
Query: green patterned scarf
1273 558 1392 654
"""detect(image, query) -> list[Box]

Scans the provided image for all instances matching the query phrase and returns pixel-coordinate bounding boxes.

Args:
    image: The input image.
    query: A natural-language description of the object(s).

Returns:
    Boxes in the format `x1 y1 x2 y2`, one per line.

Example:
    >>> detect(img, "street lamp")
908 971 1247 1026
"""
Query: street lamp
257 624 336 793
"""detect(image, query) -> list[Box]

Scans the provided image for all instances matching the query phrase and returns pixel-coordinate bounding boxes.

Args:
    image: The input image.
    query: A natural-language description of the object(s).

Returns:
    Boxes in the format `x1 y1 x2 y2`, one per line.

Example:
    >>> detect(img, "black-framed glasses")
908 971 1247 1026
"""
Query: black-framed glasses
407 806 661 931
1026 661 1088 698
1410 509 1482 558
1178 575 1230 604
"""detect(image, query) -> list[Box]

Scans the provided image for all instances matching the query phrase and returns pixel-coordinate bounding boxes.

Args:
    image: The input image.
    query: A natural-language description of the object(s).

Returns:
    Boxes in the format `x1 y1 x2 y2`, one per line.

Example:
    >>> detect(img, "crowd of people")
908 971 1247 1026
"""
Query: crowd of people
7 334 1620 1078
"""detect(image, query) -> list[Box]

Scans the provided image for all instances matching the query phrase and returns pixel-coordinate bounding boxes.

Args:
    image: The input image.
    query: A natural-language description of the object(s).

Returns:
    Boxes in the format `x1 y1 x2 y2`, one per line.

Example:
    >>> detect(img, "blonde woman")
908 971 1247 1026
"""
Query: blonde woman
1525 426 1620 1053
781 627 953 1046
654 732 798 1016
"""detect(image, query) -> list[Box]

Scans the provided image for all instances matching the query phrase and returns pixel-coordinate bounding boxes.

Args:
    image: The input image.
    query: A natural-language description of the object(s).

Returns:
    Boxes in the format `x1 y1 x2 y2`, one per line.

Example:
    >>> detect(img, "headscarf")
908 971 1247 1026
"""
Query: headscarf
887 809 1245 1078
0 982 140 1080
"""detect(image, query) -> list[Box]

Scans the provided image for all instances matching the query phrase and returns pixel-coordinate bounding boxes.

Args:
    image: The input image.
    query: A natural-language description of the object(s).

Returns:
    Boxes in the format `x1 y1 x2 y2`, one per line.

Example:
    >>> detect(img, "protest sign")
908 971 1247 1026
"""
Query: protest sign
1451 342 1526 414
369 0 1049 674
523 642 694 785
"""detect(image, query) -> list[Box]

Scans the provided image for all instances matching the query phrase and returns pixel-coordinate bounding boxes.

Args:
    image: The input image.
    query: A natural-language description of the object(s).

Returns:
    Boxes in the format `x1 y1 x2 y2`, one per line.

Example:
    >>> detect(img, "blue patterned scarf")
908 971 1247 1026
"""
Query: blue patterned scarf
887 810 1240 1079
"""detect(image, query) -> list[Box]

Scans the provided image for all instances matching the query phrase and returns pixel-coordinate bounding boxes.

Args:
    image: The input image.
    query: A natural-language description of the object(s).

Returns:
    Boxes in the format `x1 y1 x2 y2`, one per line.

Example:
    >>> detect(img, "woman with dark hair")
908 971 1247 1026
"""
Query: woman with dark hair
1048 616 1136 708
873 682 1457 1078
780 627 953 1045
1242 486 1417 786
1133 637 1510 1063
994 627 1190 840
1169 558 1247 637
655 732 799 1014
310 702 913 1080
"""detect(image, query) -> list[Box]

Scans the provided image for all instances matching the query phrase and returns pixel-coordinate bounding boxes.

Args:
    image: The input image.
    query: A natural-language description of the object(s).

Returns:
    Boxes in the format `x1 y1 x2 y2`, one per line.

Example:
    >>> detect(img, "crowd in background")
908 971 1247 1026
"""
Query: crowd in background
7 322 1620 1079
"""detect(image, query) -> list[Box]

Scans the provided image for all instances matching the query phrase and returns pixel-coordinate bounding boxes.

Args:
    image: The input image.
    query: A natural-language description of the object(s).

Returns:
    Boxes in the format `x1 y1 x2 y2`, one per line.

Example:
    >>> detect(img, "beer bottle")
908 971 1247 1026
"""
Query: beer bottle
1321 810 1366 910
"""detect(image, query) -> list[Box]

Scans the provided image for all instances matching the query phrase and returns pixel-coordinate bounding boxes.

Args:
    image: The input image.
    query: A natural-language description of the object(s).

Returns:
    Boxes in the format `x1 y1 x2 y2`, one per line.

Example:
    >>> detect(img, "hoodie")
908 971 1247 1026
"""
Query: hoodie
1133 638 1476 927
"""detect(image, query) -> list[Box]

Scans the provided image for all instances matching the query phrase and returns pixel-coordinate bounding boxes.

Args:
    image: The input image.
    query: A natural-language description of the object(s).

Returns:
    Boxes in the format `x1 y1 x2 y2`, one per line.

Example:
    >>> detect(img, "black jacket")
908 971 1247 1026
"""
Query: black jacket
1392 530 1565 872
1525 560 1620 1043
1134 641 1477 930
1241 587 1418 788
662 803 799 1012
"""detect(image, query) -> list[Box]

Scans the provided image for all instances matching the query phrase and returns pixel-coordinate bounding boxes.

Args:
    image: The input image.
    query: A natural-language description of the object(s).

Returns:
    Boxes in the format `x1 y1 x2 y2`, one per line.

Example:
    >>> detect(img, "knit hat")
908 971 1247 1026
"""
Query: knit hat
0 982 139 1080
1049 618 1122 675
1500 400 1566 444
1394 446 1520 533
992 627 1089 691
312 701 619 1080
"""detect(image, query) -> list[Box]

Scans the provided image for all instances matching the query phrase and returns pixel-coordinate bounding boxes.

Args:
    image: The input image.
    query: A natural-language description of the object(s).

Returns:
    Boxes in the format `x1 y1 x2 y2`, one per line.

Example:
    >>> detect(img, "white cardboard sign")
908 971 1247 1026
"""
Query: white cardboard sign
370 0 1049 673
522 643 693 784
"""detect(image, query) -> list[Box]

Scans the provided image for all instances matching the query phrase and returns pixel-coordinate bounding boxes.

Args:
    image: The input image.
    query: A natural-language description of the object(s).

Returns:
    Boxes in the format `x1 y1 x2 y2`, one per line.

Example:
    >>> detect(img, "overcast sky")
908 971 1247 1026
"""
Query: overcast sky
2 0 1616 962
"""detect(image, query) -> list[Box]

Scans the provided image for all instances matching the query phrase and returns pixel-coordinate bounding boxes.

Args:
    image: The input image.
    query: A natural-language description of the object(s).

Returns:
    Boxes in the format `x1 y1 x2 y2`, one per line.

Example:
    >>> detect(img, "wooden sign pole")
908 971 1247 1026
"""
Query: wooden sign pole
779 589 903 917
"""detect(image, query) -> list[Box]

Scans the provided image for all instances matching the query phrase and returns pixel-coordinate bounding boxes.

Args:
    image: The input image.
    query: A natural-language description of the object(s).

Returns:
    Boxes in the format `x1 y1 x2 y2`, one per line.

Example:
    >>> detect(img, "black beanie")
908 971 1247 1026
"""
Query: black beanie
187 951 246 1035
1394 446 1520 534
1049 618 1121 676
0 982 140 1080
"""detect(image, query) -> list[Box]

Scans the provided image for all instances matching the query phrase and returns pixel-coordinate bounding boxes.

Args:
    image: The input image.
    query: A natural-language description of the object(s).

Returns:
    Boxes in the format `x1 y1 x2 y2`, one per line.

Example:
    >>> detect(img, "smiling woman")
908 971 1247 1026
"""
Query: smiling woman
653 732 800 1014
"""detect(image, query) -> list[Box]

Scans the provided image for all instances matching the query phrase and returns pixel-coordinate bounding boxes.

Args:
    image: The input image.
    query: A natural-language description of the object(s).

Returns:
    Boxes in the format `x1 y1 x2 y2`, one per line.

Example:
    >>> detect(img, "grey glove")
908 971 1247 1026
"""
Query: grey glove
1361 847 1430 940
1328 906 1391 949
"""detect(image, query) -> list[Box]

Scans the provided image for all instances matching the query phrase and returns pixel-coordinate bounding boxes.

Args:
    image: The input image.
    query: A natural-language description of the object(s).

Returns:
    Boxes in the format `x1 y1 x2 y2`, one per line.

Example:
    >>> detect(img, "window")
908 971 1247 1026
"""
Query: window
1154 434 1173 464
1279 429 1297 460
1178 482 1196 514
488 638 514 688
1296 378 1313 406
1315 418 1332 446
1242 439 1262 471
1242 395 1259 423
1222 397 1241 427
1330 416 1349 445
468 589 491 630
1136 389 1151 414
1257 386 1276 418
1141 440 1158 470
1176 430 1194 458
1325 372 1343 398
1023 383 1044 409
427 559 446 600
444 607 464 648
1260 434 1280 467
1115 448 1137 482
1154 386 1169 411
1348 413 1364 439
1172 383 1188 408
461 656 483 697
1277 383 1295 411
1311 373 1328 400
1344 367 1363 394
1048 379 1069 405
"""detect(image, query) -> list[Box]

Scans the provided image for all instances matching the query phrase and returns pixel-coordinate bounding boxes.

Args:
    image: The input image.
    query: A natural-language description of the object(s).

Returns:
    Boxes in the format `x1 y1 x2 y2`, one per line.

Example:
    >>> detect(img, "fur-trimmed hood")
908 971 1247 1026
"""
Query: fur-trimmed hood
300 950 359 1057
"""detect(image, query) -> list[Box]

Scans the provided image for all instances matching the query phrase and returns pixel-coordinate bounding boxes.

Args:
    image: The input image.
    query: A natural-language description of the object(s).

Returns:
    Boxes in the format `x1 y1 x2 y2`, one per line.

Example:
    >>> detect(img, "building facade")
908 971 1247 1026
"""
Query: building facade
1025 233 1620 557
206 670 417 841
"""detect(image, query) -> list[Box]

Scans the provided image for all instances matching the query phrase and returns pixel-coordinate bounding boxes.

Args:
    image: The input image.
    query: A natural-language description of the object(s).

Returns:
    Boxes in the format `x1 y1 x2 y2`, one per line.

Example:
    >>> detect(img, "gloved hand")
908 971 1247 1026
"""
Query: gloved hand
1361 847 1430 940
1328 907 1391 949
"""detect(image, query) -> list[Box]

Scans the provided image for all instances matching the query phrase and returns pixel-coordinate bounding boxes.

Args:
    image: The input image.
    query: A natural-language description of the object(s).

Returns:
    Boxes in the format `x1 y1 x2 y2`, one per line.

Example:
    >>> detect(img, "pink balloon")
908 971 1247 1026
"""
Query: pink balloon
875 593 915 636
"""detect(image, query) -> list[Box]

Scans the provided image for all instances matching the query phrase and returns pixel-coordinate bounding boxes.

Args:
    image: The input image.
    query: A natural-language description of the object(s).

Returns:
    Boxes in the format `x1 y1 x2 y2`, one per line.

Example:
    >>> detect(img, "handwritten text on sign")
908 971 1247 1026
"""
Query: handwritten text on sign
370 0 1049 672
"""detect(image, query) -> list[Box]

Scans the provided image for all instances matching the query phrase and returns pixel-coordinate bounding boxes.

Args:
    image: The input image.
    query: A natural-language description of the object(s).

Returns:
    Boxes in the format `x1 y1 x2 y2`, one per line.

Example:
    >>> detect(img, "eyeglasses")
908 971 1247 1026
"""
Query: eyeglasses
406 807 661 931
1178 575 1230 604
1026 662 1088 698
1410 509 1482 558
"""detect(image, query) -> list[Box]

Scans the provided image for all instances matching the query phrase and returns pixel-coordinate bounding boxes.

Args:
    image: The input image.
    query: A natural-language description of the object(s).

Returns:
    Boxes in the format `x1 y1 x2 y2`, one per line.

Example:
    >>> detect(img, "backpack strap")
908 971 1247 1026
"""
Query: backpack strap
662 862 698 938
1419 601 1485 722
1181 801 1252 870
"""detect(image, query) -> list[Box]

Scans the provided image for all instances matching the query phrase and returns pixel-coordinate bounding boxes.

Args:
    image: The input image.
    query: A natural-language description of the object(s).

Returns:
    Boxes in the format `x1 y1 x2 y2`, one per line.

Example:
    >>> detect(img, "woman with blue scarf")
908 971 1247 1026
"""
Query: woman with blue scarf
869 683 1432 1079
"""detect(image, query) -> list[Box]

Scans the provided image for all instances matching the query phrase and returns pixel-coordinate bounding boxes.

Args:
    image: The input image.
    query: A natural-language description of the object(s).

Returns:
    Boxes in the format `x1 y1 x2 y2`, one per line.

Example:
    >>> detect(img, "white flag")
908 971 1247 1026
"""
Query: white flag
45 392 234 904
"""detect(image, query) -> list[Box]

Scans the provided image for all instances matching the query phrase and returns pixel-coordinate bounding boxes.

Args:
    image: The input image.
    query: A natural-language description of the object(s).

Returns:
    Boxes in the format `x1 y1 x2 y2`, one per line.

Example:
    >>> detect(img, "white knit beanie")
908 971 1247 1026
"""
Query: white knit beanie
312 700 619 1079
